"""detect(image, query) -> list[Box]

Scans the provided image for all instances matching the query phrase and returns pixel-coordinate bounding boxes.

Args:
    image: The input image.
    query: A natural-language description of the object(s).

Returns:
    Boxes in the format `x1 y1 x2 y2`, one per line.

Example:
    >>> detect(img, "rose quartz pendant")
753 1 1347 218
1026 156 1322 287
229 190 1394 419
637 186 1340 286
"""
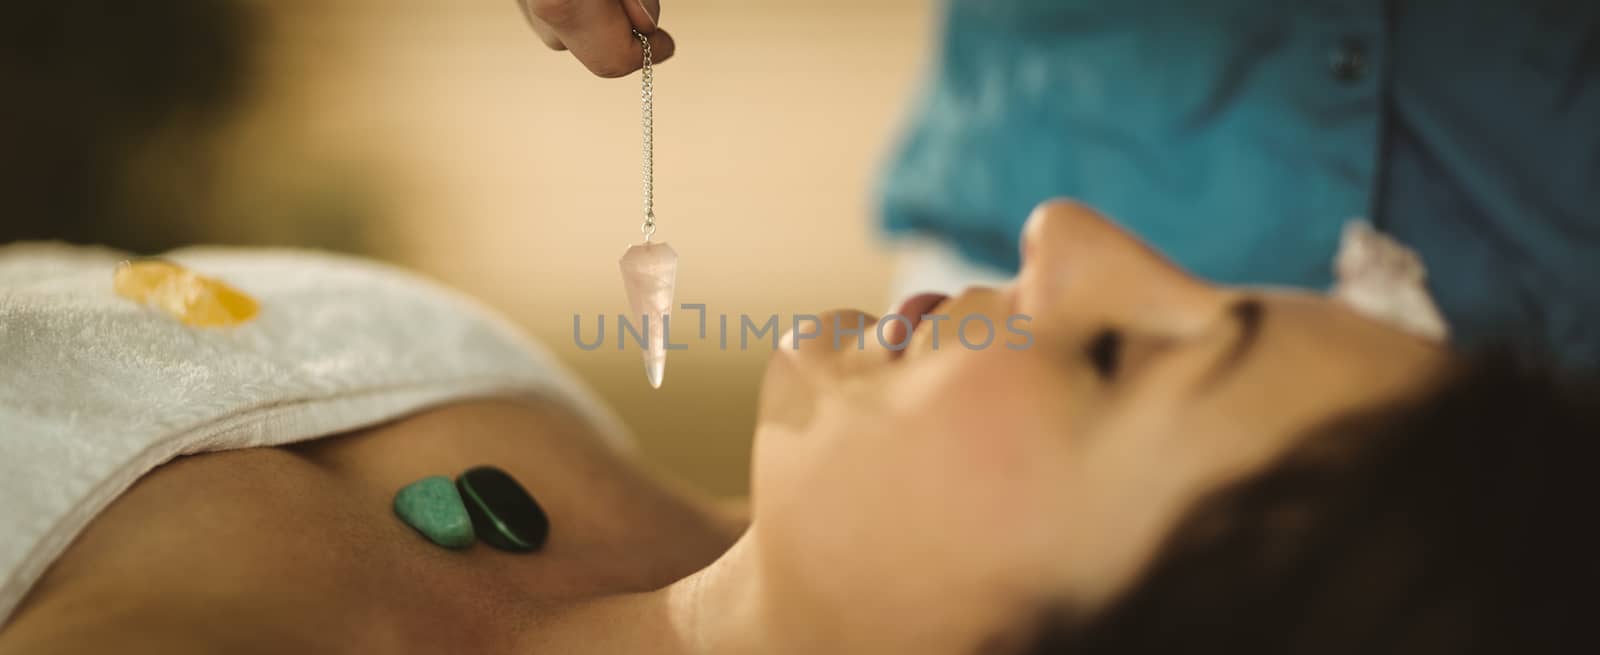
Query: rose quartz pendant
619 242 678 388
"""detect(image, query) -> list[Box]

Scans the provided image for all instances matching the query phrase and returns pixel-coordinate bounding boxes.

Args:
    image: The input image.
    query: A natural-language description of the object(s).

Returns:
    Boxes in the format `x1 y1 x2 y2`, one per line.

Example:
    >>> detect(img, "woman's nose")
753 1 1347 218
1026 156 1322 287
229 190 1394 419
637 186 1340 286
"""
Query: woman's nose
1019 200 1223 335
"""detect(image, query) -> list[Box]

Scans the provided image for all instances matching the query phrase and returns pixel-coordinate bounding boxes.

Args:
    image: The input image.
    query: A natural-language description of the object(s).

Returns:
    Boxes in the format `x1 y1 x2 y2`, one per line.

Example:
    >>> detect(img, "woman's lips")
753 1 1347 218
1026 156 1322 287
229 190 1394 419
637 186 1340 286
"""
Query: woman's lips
884 292 950 352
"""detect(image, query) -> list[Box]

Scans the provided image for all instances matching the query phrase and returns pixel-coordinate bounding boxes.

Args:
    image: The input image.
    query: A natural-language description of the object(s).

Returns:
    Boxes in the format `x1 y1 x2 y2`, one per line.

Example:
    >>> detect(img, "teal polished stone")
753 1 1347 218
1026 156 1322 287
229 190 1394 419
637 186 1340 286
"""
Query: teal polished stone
393 475 475 549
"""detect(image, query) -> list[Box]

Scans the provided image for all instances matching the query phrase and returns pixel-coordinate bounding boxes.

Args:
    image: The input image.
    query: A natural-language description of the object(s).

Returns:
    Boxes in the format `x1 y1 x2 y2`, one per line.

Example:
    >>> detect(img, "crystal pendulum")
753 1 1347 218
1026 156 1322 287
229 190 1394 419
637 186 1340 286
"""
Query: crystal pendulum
619 30 678 388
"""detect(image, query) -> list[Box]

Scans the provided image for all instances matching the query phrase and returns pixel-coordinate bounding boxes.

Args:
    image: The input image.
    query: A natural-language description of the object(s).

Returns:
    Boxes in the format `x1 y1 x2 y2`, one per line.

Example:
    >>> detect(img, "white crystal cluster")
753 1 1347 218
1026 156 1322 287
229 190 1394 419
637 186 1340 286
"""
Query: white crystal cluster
1332 220 1450 341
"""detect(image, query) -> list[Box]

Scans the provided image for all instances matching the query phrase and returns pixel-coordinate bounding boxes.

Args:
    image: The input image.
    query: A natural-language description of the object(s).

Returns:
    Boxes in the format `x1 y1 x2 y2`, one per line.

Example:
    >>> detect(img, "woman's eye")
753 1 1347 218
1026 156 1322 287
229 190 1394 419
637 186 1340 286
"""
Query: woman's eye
1086 329 1122 380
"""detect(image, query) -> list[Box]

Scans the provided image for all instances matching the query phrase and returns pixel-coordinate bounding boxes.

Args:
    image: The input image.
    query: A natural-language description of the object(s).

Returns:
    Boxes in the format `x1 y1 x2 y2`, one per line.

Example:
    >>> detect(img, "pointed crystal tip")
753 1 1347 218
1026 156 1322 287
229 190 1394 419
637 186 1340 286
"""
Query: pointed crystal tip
620 241 678 390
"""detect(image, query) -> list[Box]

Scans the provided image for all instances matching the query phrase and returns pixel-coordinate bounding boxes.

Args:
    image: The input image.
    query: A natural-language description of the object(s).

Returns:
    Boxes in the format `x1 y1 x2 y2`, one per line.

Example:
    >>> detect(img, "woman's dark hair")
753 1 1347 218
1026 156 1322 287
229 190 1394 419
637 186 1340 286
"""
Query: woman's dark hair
1027 350 1598 654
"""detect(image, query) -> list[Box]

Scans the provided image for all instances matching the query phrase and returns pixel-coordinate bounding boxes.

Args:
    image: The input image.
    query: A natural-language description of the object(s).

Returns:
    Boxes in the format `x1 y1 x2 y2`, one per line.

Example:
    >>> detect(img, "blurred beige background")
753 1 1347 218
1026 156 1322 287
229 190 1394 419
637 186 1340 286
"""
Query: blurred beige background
211 0 935 495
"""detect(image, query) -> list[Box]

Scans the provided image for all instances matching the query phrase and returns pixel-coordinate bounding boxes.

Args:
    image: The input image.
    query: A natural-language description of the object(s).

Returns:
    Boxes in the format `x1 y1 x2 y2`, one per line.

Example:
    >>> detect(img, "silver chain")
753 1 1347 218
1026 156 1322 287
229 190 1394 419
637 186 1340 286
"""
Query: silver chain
635 30 656 241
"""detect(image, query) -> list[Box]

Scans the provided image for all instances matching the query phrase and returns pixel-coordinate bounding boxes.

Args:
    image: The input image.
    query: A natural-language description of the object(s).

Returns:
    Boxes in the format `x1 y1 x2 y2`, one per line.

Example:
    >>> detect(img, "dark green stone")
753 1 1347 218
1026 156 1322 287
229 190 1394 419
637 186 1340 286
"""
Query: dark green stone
457 466 549 553
393 475 475 549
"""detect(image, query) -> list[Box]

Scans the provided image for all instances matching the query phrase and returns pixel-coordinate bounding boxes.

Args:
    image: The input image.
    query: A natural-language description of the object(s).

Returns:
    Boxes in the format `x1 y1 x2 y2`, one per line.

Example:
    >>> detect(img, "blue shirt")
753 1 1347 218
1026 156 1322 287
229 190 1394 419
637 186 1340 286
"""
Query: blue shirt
879 0 1600 366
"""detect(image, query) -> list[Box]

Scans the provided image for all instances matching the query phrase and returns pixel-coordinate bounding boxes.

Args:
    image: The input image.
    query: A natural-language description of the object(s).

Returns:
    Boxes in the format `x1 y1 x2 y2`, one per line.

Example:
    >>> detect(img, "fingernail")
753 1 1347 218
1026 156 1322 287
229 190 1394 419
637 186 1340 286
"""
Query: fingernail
636 0 658 29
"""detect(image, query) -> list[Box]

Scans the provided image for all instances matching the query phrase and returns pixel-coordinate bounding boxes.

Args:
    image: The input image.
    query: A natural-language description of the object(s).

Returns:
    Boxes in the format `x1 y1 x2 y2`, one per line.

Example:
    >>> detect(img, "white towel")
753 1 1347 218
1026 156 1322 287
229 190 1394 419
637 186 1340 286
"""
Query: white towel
0 243 630 625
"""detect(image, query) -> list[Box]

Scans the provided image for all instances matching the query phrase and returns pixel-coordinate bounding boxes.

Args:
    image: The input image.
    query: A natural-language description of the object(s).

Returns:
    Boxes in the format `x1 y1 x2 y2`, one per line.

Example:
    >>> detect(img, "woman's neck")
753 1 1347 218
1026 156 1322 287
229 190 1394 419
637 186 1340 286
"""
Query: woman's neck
516 535 774 655
519 528 1047 655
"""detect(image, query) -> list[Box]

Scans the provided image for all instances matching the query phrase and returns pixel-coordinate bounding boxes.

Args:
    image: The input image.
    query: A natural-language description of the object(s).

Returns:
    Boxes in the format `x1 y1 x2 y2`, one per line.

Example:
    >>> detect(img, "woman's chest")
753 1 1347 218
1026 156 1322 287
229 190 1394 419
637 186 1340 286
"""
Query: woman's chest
5 398 737 653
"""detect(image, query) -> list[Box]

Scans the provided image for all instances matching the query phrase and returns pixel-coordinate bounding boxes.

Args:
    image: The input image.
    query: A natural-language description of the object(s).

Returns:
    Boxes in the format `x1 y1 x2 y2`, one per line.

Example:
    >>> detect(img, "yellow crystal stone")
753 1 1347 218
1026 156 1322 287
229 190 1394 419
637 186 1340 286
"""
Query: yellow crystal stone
113 260 259 327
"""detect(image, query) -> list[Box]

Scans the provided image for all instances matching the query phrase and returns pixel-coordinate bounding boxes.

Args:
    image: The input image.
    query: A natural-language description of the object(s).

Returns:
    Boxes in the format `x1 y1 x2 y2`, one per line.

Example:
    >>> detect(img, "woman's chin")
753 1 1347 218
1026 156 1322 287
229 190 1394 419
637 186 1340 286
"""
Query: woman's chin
754 349 819 434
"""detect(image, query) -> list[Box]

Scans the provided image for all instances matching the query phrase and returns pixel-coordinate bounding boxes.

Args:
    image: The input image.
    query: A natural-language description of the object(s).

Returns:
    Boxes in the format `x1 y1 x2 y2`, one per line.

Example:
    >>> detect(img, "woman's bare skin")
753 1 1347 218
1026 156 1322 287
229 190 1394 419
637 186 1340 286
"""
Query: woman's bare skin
0 397 743 654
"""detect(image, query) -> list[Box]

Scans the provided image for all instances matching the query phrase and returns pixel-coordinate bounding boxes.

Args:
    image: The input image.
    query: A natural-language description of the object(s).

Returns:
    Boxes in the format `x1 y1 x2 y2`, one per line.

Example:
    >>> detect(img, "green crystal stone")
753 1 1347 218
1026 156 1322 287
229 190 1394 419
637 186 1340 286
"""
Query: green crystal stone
393 475 475 549
457 466 549 553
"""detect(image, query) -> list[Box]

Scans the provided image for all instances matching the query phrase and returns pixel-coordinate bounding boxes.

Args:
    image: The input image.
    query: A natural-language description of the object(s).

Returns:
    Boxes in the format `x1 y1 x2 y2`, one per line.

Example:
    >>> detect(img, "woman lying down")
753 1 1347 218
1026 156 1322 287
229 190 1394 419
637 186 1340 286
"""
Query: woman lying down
0 201 1591 654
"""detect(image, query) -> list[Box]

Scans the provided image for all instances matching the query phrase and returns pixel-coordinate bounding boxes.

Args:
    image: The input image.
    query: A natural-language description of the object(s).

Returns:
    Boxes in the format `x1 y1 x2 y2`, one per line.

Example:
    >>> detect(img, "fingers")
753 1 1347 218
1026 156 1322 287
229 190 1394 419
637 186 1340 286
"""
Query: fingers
625 0 661 33
523 0 675 78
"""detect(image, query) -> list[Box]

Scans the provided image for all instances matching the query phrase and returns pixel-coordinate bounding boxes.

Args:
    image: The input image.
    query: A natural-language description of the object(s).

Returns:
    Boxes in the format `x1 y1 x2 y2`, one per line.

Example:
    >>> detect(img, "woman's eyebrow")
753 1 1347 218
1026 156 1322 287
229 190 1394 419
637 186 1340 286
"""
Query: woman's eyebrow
1202 299 1265 386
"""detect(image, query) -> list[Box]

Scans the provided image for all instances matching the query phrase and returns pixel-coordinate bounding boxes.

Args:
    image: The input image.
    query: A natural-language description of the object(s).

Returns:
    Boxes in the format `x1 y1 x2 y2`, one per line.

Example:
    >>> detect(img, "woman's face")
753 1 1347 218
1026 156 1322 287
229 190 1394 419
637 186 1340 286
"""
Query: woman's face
747 201 1452 651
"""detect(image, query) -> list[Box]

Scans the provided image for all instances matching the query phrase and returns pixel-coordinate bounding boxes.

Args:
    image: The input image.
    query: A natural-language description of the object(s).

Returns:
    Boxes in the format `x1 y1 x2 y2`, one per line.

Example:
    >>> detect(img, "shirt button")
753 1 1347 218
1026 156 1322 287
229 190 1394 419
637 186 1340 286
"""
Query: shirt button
1329 38 1368 82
